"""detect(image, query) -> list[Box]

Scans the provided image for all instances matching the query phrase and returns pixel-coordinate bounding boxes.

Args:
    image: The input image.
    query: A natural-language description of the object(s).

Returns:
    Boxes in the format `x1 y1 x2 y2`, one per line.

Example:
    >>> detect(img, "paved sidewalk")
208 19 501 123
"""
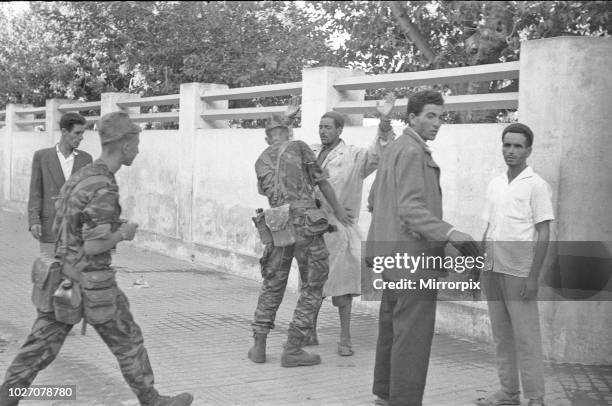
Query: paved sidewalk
0 209 610 406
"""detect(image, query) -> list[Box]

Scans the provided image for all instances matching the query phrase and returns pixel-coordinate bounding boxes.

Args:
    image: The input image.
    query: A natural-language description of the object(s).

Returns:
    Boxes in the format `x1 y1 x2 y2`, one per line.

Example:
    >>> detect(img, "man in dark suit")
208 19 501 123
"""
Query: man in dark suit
28 112 92 255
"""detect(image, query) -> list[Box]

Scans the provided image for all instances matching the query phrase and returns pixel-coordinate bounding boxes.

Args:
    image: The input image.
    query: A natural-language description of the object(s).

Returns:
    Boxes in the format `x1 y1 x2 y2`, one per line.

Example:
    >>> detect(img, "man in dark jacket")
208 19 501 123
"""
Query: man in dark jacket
28 112 92 255
368 90 480 405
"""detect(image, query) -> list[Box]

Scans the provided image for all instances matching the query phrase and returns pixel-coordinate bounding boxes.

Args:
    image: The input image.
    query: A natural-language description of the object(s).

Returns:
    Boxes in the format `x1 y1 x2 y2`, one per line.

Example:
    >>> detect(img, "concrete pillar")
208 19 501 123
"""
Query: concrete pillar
100 92 140 117
46 98 75 144
2 104 32 202
519 37 612 363
198 84 229 130
176 83 229 245
300 67 365 145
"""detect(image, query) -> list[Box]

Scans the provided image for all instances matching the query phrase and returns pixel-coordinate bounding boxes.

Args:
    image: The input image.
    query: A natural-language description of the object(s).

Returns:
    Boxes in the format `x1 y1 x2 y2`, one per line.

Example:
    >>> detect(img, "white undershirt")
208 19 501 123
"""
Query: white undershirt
56 144 78 181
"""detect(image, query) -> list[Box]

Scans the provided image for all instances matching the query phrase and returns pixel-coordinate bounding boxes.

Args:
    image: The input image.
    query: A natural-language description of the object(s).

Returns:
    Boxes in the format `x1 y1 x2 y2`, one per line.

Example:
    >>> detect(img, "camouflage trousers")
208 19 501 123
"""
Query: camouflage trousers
0 289 158 406
252 234 329 345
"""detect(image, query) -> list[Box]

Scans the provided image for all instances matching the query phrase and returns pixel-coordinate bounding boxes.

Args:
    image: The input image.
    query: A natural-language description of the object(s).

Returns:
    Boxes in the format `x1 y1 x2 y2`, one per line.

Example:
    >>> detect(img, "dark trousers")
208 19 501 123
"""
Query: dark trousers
373 287 438 406
0 290 158 406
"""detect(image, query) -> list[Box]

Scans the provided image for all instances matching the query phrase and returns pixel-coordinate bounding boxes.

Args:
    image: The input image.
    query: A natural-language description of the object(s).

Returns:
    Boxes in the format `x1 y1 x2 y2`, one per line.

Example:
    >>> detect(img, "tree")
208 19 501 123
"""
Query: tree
0 1 341 114
316 1 611 122
1 1 610 124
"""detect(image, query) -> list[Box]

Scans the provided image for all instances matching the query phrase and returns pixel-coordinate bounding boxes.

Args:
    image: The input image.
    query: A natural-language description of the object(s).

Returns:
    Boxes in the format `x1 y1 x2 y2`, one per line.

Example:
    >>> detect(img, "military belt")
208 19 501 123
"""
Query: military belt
290 200 317 210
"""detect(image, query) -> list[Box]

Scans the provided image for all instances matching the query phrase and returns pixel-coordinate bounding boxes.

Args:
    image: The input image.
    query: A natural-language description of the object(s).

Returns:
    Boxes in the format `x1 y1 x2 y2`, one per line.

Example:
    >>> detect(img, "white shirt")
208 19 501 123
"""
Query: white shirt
483 166 555 277
56 144 78 182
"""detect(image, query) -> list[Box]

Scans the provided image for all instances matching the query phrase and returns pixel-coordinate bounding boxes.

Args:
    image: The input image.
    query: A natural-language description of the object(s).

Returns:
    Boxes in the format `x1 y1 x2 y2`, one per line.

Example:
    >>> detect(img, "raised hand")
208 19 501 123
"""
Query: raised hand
376 93 396 118
285 95 301 119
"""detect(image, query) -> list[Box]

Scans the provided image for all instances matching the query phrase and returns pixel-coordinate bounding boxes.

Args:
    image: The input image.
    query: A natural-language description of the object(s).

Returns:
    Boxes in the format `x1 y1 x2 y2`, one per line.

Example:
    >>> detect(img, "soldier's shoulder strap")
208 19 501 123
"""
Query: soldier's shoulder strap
272 140 295 203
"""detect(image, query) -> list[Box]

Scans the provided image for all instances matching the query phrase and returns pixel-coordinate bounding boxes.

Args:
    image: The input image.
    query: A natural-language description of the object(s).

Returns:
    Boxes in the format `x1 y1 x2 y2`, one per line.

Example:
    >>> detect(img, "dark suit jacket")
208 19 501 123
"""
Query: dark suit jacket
28 147 93 243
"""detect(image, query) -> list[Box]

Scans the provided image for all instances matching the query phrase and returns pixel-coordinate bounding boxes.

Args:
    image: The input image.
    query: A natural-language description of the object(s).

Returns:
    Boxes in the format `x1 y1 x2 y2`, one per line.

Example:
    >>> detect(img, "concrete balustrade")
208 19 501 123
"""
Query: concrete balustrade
334 61 520 90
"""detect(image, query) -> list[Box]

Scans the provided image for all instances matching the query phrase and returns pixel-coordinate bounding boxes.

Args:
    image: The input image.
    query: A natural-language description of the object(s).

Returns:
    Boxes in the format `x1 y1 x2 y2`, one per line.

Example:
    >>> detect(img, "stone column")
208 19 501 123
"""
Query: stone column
46 99 76 144
2 104 32 203
300 67 365 145
176 83 229 244
100 92 140 116
519 37 612 363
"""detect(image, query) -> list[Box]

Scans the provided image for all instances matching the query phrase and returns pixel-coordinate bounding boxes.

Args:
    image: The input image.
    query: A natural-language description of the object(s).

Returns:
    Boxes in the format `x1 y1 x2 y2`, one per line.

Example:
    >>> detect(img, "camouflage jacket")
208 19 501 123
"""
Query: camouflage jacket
53 159 121 276
255 140 328 208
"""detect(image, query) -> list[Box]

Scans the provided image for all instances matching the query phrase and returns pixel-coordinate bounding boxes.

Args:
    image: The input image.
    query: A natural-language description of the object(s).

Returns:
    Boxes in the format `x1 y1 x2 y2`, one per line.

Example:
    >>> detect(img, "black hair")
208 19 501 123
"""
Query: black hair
59 112 86 132
502 123 534 147
321 111 345 128
406 90 444 117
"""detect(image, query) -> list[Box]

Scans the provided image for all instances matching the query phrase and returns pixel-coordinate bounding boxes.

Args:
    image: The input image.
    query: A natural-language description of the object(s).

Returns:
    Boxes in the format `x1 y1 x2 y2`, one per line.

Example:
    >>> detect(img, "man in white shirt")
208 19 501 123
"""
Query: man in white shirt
28 113 93 255
476 123 554 406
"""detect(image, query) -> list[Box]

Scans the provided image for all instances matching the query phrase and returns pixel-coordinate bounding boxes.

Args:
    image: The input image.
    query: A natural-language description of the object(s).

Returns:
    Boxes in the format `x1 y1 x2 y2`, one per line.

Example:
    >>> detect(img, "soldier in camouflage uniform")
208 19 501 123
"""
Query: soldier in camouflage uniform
0 112 193 406
248 114 352 367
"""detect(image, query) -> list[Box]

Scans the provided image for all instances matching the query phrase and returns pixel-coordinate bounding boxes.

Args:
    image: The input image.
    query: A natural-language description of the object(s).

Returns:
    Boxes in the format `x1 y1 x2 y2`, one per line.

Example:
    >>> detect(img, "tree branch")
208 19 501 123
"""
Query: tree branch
388 1 436 65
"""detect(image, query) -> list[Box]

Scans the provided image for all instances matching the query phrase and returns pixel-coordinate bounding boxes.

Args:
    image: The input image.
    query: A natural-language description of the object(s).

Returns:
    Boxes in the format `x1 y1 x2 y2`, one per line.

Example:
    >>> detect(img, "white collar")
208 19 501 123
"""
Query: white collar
503 166 533 183
56 144 78 158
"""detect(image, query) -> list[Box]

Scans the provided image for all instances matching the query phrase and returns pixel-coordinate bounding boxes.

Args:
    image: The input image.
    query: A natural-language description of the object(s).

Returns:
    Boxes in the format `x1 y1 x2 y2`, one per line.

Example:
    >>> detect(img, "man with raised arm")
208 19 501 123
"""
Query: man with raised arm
303 95 396 356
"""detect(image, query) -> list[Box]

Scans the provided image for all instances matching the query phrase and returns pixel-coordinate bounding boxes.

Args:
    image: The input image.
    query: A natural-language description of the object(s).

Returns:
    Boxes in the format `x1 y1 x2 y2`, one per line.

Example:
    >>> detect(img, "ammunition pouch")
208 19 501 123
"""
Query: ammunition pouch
264 204 296 247
252 212 273 245
80 269 116 290
303 208 329 237
81 270 118 325
82 286 118 325
31 256 62 313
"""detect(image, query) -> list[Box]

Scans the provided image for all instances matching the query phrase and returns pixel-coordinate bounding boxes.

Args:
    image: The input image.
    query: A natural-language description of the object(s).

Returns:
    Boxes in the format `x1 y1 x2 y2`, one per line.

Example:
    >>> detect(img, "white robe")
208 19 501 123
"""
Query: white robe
312 135 389 297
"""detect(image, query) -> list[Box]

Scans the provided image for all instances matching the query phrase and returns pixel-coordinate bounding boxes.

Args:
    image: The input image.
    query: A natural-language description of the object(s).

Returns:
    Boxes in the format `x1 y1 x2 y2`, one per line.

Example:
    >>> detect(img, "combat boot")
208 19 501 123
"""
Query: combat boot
281 327 320 367
247 333 267 363
281 344 321 367
148 392 193 406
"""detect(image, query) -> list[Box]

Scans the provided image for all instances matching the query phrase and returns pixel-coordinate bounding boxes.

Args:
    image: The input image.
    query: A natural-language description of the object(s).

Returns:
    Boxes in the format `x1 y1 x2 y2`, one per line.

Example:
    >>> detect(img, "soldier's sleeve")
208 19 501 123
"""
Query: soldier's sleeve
81 186 119 241
255 153 275 199
297 141 328 185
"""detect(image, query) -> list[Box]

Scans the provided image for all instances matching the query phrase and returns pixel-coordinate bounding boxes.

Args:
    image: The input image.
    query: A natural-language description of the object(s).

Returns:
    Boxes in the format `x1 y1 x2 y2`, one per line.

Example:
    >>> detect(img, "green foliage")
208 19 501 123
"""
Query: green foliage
315 1 610 122
318 1 611 73
0 0 609 124
0 1 340 109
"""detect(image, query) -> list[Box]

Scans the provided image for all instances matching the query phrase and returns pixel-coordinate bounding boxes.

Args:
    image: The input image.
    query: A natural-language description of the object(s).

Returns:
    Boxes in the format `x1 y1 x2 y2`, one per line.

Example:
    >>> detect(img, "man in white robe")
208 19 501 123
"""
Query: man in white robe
304 96 396 355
